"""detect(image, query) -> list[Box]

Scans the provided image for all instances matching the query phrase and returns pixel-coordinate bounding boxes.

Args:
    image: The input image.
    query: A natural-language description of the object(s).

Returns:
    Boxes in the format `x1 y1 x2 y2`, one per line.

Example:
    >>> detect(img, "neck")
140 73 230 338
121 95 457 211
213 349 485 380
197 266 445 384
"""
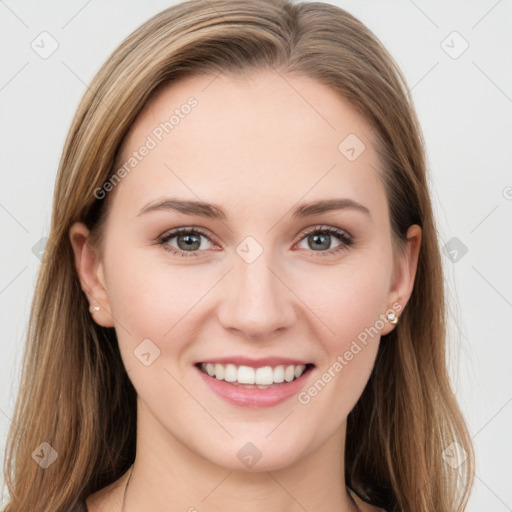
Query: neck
123 398 359 512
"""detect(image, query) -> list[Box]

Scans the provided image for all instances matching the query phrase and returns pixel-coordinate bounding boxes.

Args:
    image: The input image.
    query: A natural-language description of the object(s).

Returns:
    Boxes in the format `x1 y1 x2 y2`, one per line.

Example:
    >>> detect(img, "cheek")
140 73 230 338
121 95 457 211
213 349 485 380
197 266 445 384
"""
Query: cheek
295 273 386 432
104 243 208 329
328 270 388 341
103 252 216 410
295 252 390 409
303 251 391 345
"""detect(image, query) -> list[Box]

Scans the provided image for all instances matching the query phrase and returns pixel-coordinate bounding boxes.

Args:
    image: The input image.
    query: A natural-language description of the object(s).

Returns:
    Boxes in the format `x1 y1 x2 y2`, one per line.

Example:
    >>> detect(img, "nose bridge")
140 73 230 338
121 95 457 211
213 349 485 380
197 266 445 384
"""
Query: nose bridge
217 237 296 339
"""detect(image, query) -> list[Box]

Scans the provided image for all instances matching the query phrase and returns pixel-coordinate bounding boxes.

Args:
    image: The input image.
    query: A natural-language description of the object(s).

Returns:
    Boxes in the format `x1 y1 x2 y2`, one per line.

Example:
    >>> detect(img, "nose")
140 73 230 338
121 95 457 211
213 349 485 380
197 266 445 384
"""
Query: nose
216 248 297 342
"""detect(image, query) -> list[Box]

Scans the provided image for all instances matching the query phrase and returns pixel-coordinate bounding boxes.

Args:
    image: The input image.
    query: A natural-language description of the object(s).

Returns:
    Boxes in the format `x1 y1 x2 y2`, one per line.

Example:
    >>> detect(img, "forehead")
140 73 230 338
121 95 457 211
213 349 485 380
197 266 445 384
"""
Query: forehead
111 70 386 220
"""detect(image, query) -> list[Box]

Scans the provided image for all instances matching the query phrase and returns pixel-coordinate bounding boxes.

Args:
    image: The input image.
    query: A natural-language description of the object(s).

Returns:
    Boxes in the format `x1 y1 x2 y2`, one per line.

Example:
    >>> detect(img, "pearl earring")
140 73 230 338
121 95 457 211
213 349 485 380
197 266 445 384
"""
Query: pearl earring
387 311 399 324
89 306 100 314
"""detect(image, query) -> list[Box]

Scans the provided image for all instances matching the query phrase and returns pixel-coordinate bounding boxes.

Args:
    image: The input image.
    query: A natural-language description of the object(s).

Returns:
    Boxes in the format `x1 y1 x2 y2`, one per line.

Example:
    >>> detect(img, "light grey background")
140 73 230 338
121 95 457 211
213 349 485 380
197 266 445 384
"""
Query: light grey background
1 0 511 510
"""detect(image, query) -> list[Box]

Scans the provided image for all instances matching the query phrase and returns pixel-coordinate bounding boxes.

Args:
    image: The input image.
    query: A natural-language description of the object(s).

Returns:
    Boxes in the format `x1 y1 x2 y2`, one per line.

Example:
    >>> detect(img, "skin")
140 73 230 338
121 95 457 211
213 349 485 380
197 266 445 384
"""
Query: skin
70 70 421 512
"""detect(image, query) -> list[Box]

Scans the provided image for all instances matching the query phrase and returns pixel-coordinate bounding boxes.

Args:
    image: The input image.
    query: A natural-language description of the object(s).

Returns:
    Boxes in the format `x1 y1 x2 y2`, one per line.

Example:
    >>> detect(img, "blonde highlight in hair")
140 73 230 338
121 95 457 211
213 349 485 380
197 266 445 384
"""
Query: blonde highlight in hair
3 1 474 510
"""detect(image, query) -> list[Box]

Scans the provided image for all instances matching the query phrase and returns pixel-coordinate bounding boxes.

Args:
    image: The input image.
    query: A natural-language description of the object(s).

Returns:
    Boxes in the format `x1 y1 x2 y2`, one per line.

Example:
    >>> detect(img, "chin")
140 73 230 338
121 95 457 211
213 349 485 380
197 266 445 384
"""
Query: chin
199 436 307 473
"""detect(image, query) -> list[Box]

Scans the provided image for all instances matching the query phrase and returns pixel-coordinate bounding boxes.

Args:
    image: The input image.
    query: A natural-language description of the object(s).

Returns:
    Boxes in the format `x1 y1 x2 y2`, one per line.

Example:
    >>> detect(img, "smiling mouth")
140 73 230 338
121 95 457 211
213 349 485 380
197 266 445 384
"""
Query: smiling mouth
195 362 315 389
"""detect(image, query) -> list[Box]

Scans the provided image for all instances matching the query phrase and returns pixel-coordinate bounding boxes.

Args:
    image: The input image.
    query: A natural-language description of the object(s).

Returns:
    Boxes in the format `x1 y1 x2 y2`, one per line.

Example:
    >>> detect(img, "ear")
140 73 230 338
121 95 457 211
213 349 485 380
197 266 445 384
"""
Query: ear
380 224 422 336
69 222 115 328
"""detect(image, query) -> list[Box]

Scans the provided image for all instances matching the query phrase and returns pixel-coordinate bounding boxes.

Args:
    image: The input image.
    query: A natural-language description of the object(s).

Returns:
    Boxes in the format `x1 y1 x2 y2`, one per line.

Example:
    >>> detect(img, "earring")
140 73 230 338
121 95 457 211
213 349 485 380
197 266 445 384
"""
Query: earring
89 306 100 314
387 311 399 324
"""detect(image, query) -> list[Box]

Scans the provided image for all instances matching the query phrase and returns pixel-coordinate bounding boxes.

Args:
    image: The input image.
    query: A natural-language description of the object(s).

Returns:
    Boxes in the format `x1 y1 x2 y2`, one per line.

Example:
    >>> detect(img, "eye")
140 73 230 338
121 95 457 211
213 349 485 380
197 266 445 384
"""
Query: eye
295 225 354 257
157 225 354 258
157 227 216 258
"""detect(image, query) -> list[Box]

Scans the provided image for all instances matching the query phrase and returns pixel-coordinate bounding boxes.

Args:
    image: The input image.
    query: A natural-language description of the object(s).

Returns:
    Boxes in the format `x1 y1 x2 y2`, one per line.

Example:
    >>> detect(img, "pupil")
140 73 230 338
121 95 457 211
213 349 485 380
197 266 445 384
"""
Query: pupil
310 233 329 251
179 234 200 250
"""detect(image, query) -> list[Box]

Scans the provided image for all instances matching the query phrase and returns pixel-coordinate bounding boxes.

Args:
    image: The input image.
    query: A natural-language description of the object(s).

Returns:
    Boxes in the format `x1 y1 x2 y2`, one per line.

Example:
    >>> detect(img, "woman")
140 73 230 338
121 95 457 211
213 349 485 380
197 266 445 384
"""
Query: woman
3 0 474 511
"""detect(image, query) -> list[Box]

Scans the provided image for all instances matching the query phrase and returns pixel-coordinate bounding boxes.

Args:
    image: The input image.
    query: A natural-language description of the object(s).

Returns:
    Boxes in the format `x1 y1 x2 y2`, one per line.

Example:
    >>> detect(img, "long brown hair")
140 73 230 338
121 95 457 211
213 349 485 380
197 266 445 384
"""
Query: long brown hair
3 1 474 510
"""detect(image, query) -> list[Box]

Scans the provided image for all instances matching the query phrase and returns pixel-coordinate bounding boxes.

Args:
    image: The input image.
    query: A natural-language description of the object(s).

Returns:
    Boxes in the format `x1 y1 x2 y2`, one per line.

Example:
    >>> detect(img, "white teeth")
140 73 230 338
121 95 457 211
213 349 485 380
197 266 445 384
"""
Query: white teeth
284 365 295 382
200 362 309 385
224 363 237 382
214 363 225 380
273 365 285 383
237 365 255 384
294 364 306 378
255 366 273 386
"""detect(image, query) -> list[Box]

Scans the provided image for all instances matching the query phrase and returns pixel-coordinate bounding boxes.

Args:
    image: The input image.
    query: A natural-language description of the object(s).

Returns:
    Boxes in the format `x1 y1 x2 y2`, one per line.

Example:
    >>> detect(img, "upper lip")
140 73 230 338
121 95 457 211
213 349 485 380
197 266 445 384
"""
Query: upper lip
196 356 314 368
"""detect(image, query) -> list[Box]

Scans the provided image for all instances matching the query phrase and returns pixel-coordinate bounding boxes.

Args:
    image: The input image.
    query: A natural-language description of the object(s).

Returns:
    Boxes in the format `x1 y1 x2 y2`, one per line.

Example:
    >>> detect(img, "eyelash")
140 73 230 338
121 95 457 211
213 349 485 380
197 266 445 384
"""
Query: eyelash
156 225 354 259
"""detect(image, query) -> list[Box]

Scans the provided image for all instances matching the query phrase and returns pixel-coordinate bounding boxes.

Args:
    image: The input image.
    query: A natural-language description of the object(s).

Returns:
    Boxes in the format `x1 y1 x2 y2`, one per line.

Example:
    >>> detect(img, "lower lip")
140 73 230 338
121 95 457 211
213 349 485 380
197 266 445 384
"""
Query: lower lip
195 365 315 408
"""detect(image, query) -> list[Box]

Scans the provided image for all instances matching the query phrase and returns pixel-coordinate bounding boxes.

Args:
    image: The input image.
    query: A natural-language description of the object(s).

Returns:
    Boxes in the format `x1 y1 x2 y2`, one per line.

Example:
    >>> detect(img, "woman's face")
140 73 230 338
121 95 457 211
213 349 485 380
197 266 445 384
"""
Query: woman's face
71 70 420 472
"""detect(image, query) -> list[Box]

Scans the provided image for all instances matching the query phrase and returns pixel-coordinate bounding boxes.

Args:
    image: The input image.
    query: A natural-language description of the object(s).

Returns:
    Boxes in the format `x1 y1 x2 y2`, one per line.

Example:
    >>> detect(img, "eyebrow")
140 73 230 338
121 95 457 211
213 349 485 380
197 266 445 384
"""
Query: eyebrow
137 197 371 220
